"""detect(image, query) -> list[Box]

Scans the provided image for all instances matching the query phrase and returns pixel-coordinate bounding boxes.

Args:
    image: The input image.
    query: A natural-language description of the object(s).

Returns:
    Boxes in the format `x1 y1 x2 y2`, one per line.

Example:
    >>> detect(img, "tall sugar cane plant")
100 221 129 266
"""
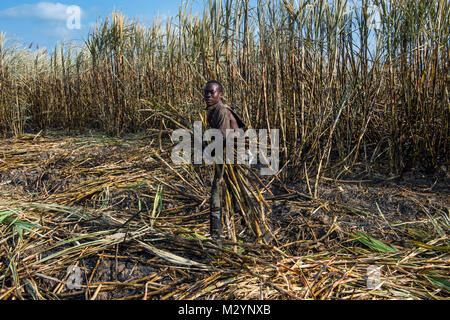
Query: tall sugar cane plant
0 0 447 177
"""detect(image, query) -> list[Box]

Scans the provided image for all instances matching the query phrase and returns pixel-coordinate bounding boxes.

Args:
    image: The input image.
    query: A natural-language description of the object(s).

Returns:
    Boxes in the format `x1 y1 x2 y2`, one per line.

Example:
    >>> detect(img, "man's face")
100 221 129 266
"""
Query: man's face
204 83 222 107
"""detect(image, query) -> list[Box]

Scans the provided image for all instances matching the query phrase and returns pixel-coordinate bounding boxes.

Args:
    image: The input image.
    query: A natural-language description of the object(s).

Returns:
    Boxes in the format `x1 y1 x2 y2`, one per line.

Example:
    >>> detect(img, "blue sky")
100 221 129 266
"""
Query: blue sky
0 1 379 53
0 1 204 50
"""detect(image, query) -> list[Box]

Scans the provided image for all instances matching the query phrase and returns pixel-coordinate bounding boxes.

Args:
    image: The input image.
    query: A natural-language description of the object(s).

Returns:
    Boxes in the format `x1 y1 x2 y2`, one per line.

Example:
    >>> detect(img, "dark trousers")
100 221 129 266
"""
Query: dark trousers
210 164 223 238
210 164 223 211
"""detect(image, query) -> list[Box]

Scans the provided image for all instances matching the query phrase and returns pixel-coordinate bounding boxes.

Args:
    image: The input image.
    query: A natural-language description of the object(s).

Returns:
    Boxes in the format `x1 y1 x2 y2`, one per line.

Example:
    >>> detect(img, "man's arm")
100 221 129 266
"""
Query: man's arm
223 111 242 140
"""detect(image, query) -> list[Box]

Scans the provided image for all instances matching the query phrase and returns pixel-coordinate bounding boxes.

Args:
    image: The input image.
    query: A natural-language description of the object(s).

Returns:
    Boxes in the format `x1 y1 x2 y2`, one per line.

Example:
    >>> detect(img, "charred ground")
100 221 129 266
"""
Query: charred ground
0 132 448 300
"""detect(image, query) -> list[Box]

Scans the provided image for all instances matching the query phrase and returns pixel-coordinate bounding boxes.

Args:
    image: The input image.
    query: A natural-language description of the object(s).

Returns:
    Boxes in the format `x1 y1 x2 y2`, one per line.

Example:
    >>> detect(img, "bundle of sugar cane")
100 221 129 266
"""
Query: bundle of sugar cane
219 162 274 244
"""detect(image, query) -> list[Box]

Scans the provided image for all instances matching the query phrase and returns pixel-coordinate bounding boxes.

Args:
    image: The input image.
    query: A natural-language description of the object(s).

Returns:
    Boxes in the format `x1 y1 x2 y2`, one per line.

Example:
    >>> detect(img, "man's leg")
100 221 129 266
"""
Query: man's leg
210 164 223 239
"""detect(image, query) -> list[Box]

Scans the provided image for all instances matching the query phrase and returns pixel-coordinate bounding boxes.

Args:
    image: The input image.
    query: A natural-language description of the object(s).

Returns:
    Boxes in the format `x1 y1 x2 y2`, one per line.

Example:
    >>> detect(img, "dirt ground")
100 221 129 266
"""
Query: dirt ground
0 132 448 300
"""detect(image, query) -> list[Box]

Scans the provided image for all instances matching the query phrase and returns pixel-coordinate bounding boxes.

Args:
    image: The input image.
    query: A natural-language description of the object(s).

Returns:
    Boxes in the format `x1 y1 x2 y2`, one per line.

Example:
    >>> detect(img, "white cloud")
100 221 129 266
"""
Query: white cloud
0 2 82 22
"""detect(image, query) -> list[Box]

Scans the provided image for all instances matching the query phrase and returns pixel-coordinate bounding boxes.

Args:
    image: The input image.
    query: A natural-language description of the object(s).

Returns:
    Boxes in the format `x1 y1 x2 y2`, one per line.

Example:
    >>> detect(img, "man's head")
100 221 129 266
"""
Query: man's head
204 80 223 107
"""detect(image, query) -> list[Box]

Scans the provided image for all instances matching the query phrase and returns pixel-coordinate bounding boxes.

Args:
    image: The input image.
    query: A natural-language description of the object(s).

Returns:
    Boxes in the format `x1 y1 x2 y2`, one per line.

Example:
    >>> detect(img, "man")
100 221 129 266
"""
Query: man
203 80 246 240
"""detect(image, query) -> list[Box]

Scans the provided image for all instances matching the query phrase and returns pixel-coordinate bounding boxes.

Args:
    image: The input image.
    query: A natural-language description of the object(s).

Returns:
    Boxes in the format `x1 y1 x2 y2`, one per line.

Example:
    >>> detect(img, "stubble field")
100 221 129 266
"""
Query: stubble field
0 131 448 300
